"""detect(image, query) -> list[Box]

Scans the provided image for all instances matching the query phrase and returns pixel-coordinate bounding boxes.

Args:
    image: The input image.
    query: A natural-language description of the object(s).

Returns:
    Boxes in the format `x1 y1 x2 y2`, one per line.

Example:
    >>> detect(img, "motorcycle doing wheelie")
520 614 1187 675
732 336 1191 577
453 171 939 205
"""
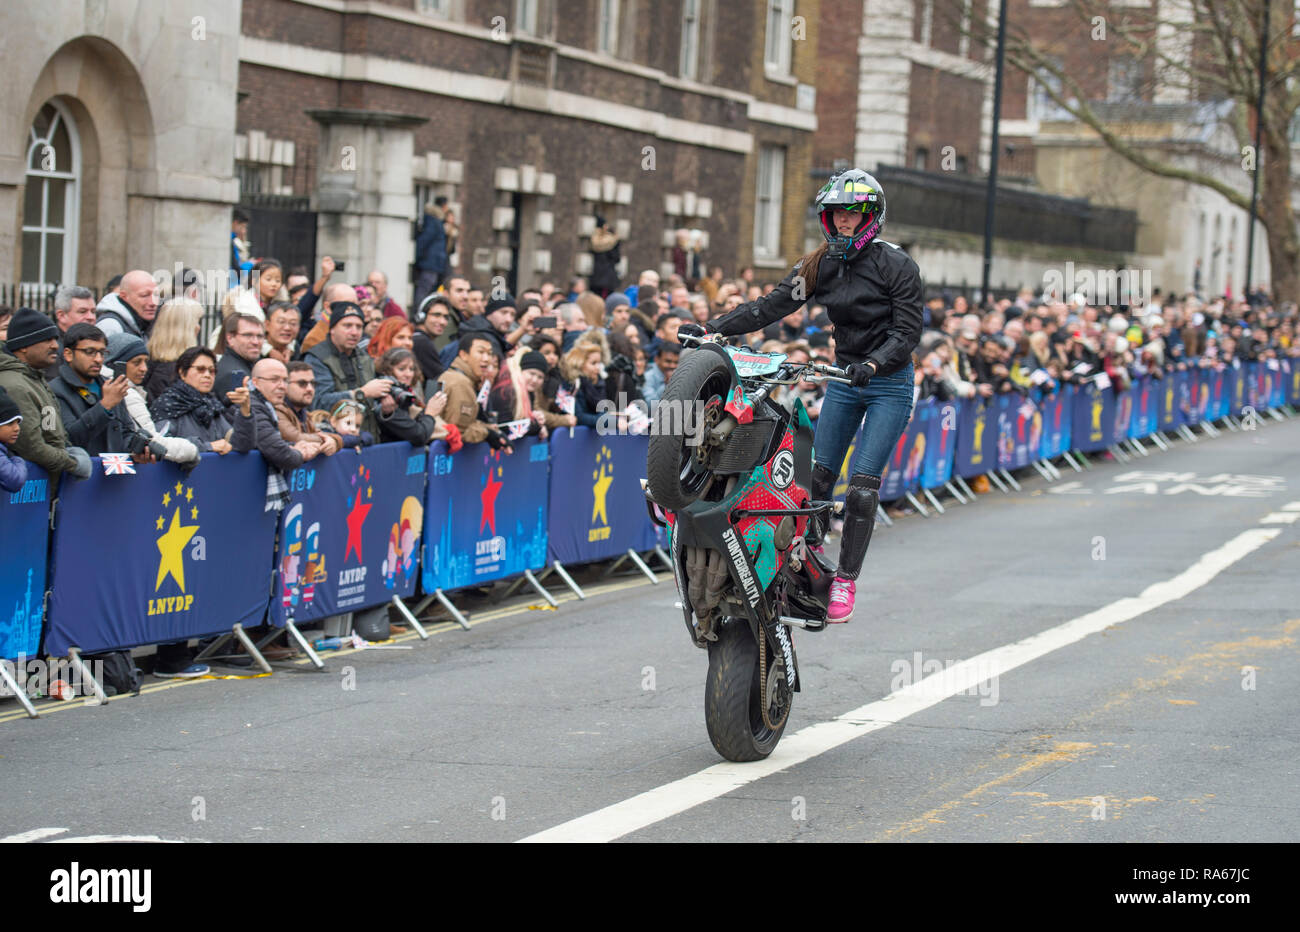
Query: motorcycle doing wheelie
644 333 851 761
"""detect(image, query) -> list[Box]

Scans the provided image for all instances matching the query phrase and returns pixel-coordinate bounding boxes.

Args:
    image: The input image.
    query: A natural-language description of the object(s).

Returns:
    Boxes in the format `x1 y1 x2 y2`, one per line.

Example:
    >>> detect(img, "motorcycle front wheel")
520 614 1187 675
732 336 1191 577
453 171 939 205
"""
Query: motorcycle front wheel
646 348 734 511
704 617 791 762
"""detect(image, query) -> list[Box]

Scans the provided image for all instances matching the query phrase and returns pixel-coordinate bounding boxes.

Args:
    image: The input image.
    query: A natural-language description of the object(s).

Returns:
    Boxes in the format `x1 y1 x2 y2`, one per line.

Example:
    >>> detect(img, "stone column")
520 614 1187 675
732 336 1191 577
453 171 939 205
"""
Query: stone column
855 0 915 174
307 109 427 307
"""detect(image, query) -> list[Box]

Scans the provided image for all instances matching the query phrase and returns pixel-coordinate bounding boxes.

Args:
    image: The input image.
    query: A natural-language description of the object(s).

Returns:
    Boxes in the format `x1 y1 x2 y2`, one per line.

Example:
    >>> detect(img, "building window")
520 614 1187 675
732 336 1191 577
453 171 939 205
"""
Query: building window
681 0 702 79
1028 57 1073 122
955 154 968 173
1108 56 1141 102
515 0 538 35
914 147 929 171
764 0 795 77
754 145 785 260
416 0 450 16
22 101 79 288
597 0 620 54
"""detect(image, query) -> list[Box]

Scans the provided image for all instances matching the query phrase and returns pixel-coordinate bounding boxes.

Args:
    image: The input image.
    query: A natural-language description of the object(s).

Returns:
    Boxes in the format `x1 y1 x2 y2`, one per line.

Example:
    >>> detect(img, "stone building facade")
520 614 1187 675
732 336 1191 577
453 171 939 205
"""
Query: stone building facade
2 0 241 298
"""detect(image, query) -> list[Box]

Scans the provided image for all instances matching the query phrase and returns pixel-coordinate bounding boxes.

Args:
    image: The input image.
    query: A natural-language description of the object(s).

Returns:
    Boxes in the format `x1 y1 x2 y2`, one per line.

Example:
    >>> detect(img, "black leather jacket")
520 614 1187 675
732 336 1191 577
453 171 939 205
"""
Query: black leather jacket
712 240 924 374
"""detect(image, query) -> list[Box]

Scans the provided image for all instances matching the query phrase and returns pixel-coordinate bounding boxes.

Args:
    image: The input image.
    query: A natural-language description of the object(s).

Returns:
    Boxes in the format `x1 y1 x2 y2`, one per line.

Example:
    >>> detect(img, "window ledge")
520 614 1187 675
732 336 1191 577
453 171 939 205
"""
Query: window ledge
753 257 789 269
763 68 797 87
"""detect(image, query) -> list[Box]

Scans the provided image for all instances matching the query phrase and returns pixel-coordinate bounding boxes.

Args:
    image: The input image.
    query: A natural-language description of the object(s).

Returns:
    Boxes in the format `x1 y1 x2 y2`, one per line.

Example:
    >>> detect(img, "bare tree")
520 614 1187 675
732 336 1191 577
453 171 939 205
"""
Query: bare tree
952 0 1298 302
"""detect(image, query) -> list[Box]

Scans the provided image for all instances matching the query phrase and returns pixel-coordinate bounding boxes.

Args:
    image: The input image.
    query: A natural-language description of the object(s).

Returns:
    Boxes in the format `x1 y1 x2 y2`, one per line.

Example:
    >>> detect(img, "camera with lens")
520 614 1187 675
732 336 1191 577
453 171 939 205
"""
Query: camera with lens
608 353 635 377
124 427 169 460
381 375 416 408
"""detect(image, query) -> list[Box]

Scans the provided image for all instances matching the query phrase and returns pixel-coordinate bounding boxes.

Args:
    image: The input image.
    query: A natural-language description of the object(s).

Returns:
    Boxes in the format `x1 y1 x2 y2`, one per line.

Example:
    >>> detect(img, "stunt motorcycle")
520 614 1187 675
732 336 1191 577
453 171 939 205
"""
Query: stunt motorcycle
644 334 850 761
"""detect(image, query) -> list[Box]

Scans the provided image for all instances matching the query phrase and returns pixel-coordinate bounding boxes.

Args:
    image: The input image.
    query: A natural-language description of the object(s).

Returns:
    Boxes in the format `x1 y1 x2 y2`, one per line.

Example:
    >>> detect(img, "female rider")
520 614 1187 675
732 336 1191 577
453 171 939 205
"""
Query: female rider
678 169 922 623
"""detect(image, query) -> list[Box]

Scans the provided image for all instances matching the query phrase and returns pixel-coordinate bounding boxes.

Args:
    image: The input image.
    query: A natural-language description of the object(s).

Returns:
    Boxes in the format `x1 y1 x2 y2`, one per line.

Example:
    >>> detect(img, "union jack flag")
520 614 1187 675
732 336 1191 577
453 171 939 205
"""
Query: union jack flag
100 453 136 476
501 418 532 440
476 379 491 409
555 386 575 415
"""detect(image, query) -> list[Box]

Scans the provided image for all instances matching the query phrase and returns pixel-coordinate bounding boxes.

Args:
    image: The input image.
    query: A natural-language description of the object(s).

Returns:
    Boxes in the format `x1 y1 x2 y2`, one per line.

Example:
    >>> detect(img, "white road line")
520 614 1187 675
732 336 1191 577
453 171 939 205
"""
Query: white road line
1282 501 1300 512
1260 512 1300 524
0 827 68 843
518 527 1282 843
48 834 182 843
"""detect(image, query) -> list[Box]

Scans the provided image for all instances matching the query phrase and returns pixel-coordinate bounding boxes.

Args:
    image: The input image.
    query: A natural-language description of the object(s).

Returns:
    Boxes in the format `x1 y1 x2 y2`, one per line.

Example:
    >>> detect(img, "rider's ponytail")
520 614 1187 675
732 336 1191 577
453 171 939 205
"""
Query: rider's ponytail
794 242 829 298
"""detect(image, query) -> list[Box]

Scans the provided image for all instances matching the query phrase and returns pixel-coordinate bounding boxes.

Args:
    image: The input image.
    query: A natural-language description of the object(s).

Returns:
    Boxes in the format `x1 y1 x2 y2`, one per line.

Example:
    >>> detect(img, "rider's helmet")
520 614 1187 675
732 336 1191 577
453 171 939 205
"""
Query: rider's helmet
815 169 886 262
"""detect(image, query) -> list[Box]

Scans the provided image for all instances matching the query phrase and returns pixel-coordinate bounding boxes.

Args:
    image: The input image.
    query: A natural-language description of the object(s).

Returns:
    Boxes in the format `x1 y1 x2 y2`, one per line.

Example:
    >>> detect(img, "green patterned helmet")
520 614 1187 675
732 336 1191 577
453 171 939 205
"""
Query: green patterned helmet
815 169 886 261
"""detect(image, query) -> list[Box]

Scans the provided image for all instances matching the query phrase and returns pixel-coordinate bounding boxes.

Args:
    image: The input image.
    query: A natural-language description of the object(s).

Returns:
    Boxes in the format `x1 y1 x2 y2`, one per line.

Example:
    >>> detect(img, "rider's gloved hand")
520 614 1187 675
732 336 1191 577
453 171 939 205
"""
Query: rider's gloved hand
677 321 718 341
846 361 877 387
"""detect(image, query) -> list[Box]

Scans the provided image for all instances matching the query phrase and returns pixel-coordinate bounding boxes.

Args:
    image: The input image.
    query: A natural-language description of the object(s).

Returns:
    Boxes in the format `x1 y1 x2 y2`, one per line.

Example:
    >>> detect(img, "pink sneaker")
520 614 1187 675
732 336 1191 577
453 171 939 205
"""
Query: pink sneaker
826 576 855 623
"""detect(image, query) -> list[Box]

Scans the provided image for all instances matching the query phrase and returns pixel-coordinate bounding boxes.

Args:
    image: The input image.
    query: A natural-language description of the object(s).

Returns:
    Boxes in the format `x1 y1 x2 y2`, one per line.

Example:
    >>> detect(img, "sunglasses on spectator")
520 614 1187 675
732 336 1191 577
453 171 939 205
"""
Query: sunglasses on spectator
189 365 216 375
289 378 315 387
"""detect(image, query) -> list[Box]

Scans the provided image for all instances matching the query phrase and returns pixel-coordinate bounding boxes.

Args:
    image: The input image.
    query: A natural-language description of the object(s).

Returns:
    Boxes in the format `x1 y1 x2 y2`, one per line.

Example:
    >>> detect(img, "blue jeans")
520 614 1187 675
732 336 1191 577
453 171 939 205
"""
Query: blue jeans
813 363 914 478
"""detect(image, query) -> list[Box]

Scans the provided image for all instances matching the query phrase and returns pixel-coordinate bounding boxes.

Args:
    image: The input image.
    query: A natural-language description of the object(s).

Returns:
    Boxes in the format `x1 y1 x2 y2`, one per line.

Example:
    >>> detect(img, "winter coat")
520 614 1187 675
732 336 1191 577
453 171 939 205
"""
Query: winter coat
95 292 148 340
304 338 380 437
589 227 621 294
440 357 494 445
415 203 449 274
713 239 923 375
49 364 133 456
0 443 28 493
0 352 78 475
149 381 235 452
215 348 256 398
143 359 179 405
230 391 305 472
274 401 341 454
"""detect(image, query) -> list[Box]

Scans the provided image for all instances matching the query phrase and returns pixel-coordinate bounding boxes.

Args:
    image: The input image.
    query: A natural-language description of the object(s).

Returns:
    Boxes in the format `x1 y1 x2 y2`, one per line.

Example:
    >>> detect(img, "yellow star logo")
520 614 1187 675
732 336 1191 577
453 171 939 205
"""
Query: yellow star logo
175 481 183 496
186 487 194 502
191 506 199 521
156 507 199 592
156 515 164 531
367 486 372 499
591 445 613 526
162 491 171 507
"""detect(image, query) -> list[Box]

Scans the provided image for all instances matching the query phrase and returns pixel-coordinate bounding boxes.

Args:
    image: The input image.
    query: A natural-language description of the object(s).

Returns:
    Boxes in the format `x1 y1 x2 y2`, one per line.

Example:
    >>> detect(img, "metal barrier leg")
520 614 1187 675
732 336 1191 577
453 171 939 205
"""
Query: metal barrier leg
1031 460 1052 481
1127 438 1148 457
1200 421 1219 438
999 469 1021 491
232 623 272 674
1149 431 1170 451
1042 459 1062 480
1222 416 1240 431
602 553 628 577
284 620 327 667
875 507 893 527
904 491 930 517
434 589 472 630
922 488 945 514
1058 453 1082 473
1178 425 1198 443
522 569 558 608
0 661 38 718
986 470 1009 493
390 595 429 640
1268 408 1286 422
625 549 660 583
551 560 587 600
944 480 969 504
67 647 108 705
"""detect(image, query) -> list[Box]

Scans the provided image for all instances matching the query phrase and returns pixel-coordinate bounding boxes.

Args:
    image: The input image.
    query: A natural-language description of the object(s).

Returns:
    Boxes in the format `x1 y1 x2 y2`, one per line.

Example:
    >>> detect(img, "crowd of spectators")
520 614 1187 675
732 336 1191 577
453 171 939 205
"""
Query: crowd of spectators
4 236 1299 674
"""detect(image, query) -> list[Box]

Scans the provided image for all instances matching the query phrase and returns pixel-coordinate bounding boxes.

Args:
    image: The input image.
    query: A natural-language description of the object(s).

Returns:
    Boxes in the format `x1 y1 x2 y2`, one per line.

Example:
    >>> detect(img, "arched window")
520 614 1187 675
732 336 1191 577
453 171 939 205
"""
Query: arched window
22 101 80 288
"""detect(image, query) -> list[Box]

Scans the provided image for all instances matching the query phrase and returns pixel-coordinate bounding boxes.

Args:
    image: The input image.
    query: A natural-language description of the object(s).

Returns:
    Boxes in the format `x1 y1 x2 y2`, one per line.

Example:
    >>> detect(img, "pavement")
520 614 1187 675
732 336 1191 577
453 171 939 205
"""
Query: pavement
2 416 1298 843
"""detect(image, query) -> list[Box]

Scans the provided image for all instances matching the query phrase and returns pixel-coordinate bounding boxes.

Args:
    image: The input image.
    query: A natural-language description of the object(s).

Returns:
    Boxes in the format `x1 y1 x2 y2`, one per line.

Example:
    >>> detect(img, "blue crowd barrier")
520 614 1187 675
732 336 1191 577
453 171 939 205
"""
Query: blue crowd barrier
1 466 51 662
547 428 657 566
420 436 549 594
5 359 1297 662
45 453 278 657
271 443 429 626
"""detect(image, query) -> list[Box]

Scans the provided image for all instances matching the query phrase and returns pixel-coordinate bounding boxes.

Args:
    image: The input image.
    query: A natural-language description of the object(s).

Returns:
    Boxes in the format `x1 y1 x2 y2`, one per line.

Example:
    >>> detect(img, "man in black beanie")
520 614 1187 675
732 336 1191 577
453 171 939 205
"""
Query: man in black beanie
0 308 92 477
305 300 390 437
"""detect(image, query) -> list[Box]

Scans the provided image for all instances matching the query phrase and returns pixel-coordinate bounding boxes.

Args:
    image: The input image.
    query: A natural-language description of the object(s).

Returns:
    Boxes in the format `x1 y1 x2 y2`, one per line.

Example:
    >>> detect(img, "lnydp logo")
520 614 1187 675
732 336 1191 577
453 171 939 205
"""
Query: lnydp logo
149 480 203 616
589 444 613 542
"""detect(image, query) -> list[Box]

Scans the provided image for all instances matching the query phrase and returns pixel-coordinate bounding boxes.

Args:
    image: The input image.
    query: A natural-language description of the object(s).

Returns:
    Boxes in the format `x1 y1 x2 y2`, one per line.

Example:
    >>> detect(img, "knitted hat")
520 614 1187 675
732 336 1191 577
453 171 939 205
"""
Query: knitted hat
518 351 548 373
4 307 59 351
328 301 365 329
485 295 517 316
0 387 21 426
604 292 630 314
105 332 149 366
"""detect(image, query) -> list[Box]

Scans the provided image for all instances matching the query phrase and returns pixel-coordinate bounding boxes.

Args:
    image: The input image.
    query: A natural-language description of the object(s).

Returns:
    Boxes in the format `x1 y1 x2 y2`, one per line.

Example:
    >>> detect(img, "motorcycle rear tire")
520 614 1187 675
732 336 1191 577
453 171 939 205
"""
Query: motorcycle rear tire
646 349 734 511
705 617 789 762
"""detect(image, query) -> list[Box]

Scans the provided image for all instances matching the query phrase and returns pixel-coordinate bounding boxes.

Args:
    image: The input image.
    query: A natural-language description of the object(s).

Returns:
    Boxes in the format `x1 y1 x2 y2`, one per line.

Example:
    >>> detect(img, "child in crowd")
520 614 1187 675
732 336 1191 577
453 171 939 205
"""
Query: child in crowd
0 387 27 493
310 400 373 449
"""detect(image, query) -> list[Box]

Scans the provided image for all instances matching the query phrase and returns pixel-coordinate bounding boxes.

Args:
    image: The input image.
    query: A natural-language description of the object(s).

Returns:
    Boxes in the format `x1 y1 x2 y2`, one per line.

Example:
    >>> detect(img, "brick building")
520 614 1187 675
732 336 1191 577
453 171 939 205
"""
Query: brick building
235 0 822 301
817 0 1293 301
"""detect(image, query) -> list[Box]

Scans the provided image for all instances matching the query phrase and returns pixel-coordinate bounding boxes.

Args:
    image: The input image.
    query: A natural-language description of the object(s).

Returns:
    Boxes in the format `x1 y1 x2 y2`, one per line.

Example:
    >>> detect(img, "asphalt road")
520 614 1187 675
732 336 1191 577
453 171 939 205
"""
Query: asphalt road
2 416 1298 843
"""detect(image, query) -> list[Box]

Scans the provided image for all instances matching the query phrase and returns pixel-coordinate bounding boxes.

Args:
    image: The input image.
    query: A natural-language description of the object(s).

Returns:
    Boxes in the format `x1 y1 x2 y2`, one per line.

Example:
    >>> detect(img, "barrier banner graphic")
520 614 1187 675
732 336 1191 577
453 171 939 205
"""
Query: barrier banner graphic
1287 357 1300 405
1229 363 1247 416
1039 388 1072 459
45 454 277 656
1 467 51 661
1072 380 1114 453
955 397 996 478
548 428 657 565
1159 372 1182 432
1128 377 1156 439
921 399 959 490
880 408 926 500
421 438 549 593
270 443 427 625
995 394 1040 470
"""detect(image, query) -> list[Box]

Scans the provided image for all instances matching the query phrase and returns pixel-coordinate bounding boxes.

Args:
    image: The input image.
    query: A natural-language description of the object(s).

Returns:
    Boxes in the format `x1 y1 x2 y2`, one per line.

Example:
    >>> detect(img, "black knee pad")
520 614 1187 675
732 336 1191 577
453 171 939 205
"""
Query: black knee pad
846 474 880 515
